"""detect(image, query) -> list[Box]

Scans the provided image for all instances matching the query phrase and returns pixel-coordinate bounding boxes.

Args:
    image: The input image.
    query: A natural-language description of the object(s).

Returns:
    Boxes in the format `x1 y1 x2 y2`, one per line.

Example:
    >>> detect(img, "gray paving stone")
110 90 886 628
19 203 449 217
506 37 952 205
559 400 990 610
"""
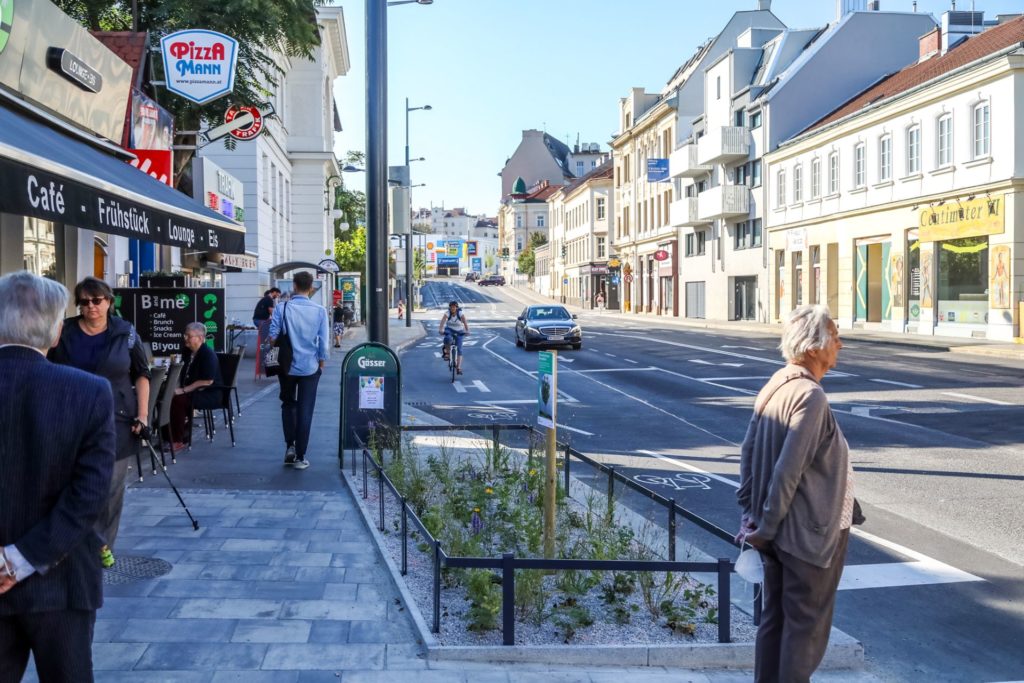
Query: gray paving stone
339 673 463 683
307 541 373 554
327 553 381 568
125 537 226 551
261 644 385 671
232 620 313 644
135 643 267 671
286 529 343 543
269 552 333 567
292 567 347 583
102 580 158 598
211 673 299 683
163 563 209 580
94 619 127 643
220 539 311 553
347 620 419 645
321 583 358 601
99 597 181 620
171 599 283 620
181 550 274 565
280 600 386 621
92 671 212 682
117 618 237 643
91 643 148 671
294 673 352 683
307 620 351 644
203 527 290 540
338 568 384 584
198 565 301 581
151 579 324 600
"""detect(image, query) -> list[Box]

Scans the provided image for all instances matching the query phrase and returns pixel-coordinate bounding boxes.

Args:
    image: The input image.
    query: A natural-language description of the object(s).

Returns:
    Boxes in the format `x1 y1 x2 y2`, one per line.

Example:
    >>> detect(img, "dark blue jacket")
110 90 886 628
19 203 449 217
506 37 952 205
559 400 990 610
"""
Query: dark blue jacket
0 346 115 615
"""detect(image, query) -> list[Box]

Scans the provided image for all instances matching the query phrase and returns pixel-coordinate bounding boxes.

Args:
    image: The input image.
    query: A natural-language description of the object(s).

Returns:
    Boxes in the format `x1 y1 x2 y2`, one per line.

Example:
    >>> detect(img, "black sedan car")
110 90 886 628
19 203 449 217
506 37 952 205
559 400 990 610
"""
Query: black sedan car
478 275 505 286
514 305 582 351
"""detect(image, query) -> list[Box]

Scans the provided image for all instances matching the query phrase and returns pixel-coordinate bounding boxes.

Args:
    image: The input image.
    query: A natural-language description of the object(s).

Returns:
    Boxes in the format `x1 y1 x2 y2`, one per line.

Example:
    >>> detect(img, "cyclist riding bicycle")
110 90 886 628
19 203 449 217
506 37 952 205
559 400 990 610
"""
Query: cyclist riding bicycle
439 300 469 375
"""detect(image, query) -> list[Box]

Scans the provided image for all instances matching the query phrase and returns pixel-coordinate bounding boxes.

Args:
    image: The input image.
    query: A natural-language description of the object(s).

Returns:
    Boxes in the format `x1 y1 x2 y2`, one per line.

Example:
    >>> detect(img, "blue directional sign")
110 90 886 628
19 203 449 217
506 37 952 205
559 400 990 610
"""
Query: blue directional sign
647 158 670 183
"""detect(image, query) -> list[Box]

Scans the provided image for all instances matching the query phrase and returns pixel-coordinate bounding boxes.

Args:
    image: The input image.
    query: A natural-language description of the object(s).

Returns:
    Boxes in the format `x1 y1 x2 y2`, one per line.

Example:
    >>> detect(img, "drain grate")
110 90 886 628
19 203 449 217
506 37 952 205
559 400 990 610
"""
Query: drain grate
102 555 173 585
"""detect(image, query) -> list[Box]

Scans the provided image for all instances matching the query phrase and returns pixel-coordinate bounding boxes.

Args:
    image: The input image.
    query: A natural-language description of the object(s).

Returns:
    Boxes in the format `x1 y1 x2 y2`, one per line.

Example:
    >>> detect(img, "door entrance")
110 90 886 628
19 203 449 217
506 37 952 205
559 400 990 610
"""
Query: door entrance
734 276 757 320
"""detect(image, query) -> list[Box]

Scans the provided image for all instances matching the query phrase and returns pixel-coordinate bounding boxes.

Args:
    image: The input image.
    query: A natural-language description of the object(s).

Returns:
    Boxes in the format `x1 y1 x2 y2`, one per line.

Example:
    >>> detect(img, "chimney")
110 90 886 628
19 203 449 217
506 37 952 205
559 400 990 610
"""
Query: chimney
868 0 880 9
757 0 771 9
941 8 985 53
919 27 941 61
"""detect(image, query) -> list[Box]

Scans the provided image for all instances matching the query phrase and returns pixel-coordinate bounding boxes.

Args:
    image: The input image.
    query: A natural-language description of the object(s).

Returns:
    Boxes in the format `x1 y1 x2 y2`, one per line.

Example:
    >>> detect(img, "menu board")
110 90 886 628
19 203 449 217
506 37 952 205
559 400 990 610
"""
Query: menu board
114 288 225 355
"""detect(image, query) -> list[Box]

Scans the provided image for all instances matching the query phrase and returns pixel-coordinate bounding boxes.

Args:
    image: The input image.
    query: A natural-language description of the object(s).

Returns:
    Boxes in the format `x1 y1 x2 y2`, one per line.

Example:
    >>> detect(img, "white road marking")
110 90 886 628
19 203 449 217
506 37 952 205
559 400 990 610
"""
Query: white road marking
690 359 712 365
605 353 617 358
480 335 581 404
640 451 984 590
942 391 1012 406
453 382 467 393
624 358 639 364
702 376 771 382
240 384 278 410
870 378 924 389
569 367 658 374
560 357 575 364
555 423 595 436
433 352 442 359
722 345 761 351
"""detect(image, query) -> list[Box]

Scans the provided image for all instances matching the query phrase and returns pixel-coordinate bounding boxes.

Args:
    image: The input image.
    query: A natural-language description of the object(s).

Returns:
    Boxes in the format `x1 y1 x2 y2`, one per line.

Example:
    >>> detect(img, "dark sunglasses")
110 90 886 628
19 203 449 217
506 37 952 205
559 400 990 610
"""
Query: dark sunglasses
77 297 107 307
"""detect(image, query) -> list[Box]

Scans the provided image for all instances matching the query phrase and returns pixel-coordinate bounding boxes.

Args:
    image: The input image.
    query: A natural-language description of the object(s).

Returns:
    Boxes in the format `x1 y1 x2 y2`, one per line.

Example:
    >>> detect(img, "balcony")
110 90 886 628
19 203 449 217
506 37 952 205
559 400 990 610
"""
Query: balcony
697 185 749 221
670 142 710 178
669 197 712 227
696 126 750 165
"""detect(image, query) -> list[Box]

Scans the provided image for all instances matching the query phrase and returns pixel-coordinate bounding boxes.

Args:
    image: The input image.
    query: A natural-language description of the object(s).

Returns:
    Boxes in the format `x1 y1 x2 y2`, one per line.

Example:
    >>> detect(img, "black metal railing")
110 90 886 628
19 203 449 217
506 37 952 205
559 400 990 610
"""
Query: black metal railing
345 423 758 646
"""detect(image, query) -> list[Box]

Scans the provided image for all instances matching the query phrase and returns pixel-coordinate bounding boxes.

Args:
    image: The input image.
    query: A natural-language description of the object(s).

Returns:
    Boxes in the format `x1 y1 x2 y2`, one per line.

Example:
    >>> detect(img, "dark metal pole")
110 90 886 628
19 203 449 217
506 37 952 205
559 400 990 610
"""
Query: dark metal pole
502 553 515 646
401 497 408 575
432 540 442 633
366 0 389 345
718 557 731 643
668 499 677 562
404 99 413 328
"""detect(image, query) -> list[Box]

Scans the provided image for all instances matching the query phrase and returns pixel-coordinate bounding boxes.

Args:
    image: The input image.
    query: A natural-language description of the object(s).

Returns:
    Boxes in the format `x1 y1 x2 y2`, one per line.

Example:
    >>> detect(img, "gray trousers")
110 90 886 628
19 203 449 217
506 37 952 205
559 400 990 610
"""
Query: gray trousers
96 424 135 551
755 528 850 683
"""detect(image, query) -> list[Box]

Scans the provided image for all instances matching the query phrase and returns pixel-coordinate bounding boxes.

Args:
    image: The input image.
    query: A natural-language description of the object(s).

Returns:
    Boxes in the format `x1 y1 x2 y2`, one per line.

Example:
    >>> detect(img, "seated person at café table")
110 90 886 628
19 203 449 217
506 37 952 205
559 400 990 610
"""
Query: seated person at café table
167 322 222 449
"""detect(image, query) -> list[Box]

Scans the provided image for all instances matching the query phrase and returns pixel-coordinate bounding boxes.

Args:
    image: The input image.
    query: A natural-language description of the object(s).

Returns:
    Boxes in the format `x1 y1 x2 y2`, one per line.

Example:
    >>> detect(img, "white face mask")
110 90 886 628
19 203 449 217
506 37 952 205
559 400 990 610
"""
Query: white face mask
735 547 765 584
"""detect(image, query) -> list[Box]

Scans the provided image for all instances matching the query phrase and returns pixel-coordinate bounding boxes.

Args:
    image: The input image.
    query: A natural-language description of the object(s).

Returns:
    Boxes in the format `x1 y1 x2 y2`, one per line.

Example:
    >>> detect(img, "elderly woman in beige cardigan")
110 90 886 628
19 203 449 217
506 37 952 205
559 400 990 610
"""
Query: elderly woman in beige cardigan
737 304 857 683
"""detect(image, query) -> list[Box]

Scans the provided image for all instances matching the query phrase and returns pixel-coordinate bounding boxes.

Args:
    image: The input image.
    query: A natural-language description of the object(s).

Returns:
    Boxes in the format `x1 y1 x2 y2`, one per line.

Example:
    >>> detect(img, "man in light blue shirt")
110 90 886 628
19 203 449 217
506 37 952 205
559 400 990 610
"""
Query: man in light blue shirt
268 272 330 469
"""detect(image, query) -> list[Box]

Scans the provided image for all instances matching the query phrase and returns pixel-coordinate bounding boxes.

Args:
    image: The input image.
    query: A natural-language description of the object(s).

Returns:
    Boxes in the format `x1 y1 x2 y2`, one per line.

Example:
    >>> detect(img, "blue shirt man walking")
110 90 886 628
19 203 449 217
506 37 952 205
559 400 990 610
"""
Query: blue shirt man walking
268 272 330 469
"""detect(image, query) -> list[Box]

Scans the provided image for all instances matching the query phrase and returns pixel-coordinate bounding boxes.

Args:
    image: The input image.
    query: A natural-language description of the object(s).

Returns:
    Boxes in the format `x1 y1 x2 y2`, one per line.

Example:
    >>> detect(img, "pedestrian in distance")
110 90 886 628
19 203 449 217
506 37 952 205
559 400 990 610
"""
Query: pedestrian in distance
269 271 329 470
396 298 405 320
595 291 605 312
0 271 116 683
167 323 222 450
736 304 862 683
252 287 281 329
48 277 151 570
332 301 345 348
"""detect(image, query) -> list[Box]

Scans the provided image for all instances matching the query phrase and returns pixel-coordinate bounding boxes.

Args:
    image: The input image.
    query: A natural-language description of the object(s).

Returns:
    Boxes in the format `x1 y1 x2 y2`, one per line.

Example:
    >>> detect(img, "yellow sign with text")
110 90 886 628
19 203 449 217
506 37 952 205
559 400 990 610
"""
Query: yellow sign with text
918 195 1005 242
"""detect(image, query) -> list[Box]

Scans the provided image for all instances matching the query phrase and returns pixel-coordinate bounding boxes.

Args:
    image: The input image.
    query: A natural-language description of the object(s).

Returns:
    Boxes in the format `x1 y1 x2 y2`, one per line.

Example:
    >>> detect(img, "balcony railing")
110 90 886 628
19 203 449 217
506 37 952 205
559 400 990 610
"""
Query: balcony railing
697 185 749 221
696 126 750 166
669 197 712 227
670 142 710 178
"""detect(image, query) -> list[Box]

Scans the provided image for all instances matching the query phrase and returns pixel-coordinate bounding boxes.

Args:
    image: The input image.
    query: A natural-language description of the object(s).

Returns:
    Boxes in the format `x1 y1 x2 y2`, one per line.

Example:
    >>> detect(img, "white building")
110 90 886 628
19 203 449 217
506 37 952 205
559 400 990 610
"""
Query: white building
669 3 935 322
198 6 350 322
498 181 561 283
765 12 1024 340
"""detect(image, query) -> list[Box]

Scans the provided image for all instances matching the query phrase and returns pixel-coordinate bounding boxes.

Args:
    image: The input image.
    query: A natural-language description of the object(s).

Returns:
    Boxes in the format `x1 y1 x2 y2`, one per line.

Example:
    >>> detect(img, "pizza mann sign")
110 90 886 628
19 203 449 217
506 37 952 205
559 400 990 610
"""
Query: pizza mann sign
160 29 238 104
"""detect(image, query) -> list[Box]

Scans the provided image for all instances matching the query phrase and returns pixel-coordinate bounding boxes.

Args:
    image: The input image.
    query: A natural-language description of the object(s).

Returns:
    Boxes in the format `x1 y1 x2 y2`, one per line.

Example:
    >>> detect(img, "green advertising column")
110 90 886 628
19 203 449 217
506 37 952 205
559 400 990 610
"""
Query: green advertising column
339 342 402 463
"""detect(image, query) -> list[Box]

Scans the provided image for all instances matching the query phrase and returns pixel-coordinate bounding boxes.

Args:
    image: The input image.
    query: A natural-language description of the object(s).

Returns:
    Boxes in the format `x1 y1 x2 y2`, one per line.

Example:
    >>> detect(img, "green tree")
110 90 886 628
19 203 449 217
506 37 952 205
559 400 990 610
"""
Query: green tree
334 226 366 280
517 232 548 278
55 0 325 180
334 151 366 241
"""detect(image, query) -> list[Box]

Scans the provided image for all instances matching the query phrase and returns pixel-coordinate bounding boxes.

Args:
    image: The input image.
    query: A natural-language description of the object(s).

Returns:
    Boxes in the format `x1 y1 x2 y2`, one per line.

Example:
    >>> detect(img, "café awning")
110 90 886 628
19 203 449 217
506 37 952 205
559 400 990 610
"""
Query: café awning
0 105 247 253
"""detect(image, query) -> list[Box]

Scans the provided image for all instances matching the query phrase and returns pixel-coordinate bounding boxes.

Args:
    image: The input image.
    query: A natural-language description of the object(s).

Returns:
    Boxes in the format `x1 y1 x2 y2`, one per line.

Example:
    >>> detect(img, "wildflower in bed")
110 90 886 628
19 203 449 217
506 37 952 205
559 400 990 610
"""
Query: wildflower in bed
471 510 484 536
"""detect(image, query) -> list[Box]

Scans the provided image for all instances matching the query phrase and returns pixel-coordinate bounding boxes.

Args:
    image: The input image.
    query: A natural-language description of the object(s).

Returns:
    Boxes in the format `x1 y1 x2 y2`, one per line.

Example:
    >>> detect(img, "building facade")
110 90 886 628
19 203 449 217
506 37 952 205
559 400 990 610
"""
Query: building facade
765 13 1024 340
498 181 560 283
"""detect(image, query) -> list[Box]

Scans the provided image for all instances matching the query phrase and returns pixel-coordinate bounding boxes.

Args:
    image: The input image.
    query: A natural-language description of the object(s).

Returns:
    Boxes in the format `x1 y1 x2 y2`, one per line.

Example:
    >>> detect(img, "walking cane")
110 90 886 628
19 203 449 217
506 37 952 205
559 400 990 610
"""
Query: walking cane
136 423 200 531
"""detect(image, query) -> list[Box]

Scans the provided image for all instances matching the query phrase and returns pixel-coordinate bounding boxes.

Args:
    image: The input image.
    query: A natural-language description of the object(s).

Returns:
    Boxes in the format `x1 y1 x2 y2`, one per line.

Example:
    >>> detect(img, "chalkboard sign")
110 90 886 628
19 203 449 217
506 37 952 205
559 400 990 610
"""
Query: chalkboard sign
114 288 226 355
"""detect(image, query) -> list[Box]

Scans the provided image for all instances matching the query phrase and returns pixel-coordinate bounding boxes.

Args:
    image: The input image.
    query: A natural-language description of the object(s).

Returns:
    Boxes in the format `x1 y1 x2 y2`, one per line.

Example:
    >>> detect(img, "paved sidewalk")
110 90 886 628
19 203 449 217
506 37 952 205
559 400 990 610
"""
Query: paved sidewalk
502 282 1024 361
24 315 877 682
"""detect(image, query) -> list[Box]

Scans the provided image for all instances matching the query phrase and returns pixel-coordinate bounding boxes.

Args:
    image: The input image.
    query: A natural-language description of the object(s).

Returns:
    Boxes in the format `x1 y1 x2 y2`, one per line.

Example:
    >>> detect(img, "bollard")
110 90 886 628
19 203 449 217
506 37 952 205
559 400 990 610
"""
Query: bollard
378 473 385 532
501 553 515 646
717 557 731 643
607 465 616 519
668 499 677 562
432 541 442 633
400 497 408 576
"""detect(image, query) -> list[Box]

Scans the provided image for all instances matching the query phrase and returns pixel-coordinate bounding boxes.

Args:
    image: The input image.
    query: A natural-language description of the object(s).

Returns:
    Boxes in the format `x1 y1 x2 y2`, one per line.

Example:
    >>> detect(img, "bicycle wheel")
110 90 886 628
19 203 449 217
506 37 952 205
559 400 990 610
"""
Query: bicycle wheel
450 347 458 383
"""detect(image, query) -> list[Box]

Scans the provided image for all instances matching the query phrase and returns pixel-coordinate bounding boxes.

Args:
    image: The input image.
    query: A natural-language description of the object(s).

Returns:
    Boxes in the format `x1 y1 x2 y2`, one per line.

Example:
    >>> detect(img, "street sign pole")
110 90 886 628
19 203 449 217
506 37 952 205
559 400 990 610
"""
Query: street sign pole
537 350 558 558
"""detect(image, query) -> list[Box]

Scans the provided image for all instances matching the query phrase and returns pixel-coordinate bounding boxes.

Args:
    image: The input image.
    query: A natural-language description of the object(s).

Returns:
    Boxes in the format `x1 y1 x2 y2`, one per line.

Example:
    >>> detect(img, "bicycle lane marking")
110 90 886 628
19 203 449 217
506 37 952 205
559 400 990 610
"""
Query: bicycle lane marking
637 449 984 590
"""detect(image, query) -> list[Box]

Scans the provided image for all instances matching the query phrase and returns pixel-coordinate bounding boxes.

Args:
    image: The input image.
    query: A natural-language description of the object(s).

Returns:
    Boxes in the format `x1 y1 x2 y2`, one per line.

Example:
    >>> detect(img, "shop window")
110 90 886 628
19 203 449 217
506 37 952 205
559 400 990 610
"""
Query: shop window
937 236 988 324
23 218 59 281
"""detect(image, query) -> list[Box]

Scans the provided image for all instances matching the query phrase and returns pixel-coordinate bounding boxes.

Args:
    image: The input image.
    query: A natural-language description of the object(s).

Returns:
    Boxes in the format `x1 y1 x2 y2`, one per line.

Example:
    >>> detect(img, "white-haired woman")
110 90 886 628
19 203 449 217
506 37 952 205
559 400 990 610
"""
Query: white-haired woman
736 304 859 683
167 322 222 449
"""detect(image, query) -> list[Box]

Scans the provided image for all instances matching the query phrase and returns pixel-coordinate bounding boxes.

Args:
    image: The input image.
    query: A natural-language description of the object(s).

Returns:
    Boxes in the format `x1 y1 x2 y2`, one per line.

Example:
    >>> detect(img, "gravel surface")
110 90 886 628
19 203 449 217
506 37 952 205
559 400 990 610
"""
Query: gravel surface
353 469 757 647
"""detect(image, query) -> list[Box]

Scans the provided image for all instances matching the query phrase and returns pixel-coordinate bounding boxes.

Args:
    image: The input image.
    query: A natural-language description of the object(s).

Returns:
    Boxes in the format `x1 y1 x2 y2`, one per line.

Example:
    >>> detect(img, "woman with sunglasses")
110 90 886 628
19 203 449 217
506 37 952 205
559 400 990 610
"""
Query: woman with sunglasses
49 277 151 570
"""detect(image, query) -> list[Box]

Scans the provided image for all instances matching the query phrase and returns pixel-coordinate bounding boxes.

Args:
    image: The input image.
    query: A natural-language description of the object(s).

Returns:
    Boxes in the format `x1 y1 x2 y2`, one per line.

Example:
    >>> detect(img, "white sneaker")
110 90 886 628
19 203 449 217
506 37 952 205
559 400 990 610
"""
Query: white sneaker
284 445 297 465
293 458 310 470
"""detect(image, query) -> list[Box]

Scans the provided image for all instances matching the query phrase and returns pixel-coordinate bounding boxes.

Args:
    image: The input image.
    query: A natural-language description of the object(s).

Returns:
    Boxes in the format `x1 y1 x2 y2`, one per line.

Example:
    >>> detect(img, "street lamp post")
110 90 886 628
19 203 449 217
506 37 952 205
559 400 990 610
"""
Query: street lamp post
405 98 431 327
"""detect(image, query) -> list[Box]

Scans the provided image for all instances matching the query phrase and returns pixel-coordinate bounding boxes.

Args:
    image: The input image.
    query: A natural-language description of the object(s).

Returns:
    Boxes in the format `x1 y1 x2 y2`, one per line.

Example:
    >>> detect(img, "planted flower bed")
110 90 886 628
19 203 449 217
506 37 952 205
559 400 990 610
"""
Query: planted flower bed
356 432 756 647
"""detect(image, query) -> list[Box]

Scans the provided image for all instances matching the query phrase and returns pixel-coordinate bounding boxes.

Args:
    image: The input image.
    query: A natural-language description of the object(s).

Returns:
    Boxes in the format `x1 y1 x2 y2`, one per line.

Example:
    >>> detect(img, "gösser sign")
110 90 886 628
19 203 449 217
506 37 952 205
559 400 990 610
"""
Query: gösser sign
160 29 238 104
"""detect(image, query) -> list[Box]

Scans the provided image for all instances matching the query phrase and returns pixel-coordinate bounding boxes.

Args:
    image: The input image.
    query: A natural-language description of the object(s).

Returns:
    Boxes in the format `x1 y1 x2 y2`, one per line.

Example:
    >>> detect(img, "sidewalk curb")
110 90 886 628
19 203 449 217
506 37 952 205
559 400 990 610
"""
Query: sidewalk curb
341 412 866 673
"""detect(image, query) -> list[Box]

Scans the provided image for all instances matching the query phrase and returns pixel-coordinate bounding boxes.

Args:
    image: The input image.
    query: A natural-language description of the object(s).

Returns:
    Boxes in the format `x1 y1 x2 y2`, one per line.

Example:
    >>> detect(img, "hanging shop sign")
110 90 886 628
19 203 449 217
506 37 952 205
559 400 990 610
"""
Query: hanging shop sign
318 258 341 273
204 102 274 143
787 228 807 251
653 249 669 261
46 47 102 93
128 149 173 186
131 90 174 151
192 157 245 224
467 241 478 256
607 258 621 269
160 29 238 104
220 253 257 270
646 158 670 183
919 195 1005 243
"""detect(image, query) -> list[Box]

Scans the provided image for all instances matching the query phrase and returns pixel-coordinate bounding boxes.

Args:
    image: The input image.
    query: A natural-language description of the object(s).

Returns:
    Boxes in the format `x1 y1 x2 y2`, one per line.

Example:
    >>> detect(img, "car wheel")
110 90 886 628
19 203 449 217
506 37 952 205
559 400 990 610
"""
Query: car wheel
571 343 582 350
515 334 523 347
524 342 534 352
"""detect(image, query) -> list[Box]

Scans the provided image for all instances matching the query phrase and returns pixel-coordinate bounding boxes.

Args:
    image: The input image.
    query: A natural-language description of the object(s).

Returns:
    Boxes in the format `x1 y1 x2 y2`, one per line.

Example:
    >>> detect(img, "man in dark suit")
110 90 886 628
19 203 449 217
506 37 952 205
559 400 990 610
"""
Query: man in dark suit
0 271 116 683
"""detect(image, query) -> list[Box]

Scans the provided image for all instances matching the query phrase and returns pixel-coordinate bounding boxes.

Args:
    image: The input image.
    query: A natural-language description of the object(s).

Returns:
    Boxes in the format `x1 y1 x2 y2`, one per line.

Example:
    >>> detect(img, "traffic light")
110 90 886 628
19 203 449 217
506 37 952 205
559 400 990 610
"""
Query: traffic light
502 247 510 257
560 244 567 259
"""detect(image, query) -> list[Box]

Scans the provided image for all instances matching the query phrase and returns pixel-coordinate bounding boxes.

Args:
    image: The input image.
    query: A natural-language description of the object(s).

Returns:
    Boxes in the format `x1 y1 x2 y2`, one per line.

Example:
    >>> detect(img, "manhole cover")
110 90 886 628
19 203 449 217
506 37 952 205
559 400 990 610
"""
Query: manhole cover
103 555 173 585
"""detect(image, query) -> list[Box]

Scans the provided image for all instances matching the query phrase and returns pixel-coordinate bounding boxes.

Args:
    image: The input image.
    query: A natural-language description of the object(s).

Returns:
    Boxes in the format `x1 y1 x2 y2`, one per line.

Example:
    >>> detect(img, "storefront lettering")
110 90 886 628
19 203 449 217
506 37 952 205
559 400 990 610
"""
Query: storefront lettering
140 295 187 310
208 229 219 248
169 41 226 61
176 59 222 77
96 197 150 235
918 195 1004 242
168 219 196 247
26 175 65 215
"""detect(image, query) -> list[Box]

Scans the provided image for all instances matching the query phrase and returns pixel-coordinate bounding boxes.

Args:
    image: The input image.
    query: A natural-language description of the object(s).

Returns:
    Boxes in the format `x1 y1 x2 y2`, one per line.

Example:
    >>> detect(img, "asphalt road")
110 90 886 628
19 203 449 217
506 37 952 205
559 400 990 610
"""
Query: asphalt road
408 278 1024 682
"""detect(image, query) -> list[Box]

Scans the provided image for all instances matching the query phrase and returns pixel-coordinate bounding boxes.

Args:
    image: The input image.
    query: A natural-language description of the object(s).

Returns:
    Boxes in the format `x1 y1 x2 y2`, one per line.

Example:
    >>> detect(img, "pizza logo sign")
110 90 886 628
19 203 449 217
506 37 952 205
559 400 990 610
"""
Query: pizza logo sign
160 29 238 104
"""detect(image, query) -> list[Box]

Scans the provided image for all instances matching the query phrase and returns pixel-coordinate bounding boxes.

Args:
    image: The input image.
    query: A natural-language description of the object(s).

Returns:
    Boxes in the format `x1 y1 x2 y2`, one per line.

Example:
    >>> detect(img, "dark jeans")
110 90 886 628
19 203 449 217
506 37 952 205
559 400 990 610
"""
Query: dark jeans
755 529 850 683
278 370 321 458
0 609 96 683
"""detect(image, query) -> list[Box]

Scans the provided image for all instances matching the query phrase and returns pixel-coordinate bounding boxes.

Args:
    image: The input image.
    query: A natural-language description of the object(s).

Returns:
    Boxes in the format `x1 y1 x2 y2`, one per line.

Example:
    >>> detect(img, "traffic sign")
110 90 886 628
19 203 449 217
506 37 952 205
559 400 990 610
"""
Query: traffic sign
625 274 634 283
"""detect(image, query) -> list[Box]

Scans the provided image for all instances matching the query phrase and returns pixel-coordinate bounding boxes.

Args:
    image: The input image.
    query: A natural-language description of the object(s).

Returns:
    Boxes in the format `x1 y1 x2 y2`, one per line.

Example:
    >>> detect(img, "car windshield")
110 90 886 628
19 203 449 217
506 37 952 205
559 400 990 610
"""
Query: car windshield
528 307 571 321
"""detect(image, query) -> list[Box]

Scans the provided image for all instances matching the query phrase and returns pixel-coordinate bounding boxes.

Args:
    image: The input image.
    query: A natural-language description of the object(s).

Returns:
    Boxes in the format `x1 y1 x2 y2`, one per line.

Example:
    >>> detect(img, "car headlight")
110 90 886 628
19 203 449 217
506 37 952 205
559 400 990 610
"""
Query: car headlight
526 326 540 334
571 326 581 334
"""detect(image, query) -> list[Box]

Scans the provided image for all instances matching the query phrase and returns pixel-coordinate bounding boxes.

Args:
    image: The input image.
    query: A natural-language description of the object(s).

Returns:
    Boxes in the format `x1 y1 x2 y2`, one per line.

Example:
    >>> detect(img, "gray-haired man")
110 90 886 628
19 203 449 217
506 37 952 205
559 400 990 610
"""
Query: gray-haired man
0 271 116 682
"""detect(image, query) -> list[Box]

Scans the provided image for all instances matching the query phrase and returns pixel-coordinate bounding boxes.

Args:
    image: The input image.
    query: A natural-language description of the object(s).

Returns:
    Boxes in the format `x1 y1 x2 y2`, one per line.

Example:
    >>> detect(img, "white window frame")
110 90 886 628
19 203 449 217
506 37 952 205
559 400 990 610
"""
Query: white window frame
906 125 921 175
536 215 545 228
596 197 606 220
792 164 802 203
879 135 892 182
776 170 786 208
828 152 839 195
810 158 821 199
937 113 953 168
972 102 990 159
853 143 865 188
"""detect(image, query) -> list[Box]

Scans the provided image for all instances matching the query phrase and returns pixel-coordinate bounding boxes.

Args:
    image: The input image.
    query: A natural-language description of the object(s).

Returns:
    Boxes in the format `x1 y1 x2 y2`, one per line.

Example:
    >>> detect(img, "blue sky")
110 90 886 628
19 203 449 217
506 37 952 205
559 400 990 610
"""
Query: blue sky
331 0 1021 217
